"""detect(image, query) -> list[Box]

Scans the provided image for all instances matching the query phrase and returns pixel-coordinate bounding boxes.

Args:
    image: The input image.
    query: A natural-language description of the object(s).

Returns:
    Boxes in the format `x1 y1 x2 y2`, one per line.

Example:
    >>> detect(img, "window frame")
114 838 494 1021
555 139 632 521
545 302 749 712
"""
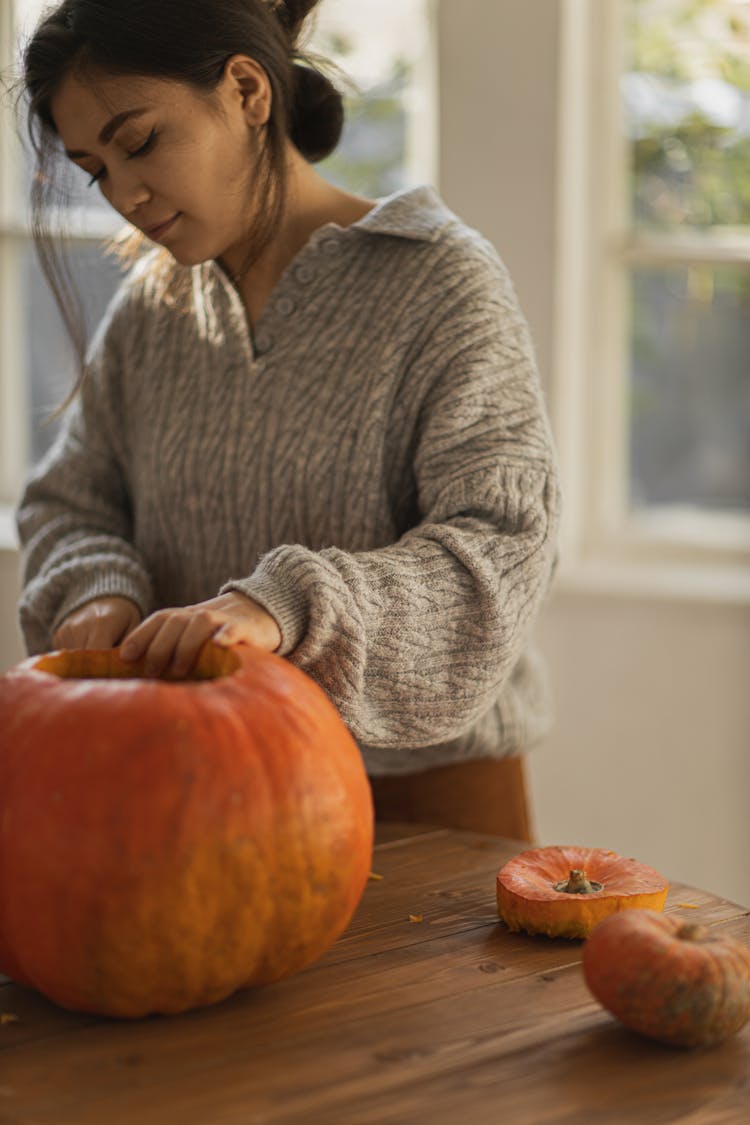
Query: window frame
0 1 158 513
553 0 750 601
0 0 27 510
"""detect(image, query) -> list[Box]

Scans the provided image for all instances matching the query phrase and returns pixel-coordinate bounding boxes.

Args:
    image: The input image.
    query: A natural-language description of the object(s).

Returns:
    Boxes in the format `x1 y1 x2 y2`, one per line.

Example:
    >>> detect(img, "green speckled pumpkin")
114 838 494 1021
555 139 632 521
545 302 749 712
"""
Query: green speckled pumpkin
583 909 750 1047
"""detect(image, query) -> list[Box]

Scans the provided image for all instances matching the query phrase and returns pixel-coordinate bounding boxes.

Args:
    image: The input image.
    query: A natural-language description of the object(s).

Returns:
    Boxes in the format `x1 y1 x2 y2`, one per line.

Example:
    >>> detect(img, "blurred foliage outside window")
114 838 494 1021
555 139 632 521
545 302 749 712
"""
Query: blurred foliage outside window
309 2 425 199
624 0 750 515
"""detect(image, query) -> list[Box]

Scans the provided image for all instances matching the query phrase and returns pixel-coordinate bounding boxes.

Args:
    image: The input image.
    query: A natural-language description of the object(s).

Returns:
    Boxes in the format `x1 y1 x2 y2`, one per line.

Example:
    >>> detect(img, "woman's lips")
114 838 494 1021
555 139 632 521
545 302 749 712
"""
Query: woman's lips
146 213 181 241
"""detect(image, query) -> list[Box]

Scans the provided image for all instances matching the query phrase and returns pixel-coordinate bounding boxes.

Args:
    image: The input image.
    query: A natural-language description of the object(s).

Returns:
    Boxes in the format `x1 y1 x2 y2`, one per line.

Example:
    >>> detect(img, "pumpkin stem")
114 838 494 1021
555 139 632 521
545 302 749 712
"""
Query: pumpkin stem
552 868 604 895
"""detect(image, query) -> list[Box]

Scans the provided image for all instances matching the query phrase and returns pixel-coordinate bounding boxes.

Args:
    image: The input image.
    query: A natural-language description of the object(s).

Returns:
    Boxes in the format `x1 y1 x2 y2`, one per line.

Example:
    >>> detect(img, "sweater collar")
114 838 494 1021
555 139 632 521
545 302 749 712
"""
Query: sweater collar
202 185 453 301
351 185 454 242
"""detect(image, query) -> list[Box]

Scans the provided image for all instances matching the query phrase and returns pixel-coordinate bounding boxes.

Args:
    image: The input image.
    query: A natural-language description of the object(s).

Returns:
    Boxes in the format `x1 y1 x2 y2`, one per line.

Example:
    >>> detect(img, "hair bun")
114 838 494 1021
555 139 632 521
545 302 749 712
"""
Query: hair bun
274 0 319 41
289 63 344 163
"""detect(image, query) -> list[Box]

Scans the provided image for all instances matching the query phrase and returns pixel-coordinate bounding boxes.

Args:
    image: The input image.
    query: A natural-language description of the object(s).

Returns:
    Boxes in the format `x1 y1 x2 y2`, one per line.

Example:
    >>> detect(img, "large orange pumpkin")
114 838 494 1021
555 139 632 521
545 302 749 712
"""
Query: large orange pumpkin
0 642 373 1018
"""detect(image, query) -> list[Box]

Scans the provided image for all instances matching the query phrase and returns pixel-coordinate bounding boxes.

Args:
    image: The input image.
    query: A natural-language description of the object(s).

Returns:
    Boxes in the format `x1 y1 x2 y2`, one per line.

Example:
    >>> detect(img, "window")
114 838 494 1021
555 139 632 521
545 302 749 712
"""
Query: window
555 0 750 594
0 0 435 508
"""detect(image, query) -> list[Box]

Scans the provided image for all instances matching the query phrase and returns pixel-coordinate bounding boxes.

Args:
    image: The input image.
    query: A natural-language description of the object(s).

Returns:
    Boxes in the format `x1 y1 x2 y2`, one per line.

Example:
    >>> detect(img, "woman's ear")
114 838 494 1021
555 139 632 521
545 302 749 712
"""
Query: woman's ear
222 54 272 126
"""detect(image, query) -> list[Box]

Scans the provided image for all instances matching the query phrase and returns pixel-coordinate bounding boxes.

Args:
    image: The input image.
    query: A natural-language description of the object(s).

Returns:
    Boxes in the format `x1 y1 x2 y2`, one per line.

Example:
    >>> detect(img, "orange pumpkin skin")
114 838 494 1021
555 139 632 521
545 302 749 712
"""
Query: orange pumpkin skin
496 845 669 939
583 909 750 1048
0 643 373 1018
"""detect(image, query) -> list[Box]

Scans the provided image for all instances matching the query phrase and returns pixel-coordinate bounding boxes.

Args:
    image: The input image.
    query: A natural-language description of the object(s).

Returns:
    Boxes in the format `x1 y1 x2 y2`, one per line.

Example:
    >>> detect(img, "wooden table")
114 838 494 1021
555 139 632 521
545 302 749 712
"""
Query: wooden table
2 823 750 1124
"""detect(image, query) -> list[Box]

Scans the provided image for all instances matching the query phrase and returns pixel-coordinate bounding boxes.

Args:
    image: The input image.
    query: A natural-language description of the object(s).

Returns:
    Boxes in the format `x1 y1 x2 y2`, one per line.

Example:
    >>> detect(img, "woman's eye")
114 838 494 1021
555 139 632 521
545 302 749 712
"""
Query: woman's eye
127 129 157 160
82 128 156 188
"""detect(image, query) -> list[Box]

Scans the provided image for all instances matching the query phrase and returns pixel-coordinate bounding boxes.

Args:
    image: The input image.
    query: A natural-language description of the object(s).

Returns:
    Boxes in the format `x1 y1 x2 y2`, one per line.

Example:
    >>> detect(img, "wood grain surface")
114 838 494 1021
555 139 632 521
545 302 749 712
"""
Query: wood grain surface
2 824 749 1125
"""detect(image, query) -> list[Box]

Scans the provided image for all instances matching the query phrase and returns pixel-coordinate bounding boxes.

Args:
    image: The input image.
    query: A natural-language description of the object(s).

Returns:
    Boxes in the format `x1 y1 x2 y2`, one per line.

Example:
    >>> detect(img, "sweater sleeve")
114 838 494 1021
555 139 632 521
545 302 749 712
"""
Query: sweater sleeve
222 246 561 751
15 293 156 655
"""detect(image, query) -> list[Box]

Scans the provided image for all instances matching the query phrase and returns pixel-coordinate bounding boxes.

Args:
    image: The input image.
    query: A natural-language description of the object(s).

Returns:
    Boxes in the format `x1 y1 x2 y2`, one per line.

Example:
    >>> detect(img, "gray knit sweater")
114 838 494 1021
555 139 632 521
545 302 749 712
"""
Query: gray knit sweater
17 185 560 776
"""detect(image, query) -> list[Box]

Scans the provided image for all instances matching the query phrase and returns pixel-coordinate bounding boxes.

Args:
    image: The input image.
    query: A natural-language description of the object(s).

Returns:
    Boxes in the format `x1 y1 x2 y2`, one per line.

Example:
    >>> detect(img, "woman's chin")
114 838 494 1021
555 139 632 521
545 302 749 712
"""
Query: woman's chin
161 243 212 269
167 249 203 266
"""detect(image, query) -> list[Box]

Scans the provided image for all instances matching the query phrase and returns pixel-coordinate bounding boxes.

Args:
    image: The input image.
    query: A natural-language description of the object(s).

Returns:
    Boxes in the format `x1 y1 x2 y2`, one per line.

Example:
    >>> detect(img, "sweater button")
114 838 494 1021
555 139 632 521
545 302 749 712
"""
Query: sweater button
255 330 273 353
321 238 340 256
295 264 315 283
276 296 295 316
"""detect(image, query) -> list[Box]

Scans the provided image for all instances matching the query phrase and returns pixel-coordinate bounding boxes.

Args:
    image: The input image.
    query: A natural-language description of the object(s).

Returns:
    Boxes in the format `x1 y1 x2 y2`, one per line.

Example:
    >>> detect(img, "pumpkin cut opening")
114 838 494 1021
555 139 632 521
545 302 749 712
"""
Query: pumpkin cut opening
33 644 241 683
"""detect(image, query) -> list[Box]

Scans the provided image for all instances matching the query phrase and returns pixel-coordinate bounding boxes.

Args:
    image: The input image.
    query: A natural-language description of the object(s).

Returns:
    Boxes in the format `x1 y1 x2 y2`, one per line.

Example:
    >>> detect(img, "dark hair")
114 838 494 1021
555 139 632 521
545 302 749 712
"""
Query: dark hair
21 0 344 405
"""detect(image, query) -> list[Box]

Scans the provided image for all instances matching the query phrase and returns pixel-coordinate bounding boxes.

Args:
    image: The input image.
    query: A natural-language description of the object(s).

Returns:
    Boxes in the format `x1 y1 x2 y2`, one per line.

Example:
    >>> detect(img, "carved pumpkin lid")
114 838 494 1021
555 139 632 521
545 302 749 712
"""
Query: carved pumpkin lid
496 845 670 940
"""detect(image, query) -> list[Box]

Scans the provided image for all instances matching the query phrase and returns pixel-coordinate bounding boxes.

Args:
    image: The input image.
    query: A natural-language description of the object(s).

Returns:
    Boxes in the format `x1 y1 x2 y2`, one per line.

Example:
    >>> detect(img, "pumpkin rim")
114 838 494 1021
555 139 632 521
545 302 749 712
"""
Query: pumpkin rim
496 844 670 902
25 641 243 685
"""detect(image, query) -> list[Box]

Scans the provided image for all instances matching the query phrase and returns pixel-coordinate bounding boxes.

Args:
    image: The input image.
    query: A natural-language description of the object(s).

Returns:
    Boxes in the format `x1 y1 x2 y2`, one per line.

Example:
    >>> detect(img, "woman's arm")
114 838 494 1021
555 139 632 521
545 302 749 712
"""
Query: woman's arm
221 254 561 750
16 307 156 655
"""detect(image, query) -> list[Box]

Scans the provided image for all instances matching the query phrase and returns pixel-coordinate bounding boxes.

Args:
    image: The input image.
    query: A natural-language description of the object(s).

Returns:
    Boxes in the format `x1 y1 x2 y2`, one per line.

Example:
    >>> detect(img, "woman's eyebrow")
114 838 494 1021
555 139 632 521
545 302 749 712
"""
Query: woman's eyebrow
64 107 149 158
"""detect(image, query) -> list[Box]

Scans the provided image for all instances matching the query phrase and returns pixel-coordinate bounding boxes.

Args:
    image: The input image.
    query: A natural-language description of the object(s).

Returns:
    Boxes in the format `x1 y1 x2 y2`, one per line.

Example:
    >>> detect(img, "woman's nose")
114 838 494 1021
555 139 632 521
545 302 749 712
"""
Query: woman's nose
106 170 151 218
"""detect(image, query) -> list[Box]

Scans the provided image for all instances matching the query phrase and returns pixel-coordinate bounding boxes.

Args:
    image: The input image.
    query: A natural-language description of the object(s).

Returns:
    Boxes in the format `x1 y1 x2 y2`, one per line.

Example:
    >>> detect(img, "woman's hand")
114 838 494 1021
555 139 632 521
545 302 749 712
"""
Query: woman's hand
52 596 143 651
118 592 282 678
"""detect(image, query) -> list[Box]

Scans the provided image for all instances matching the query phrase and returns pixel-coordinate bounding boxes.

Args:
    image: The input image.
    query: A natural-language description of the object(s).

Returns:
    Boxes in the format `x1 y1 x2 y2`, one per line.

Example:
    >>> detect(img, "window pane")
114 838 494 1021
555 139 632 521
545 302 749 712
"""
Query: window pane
23 242 127 463
624 0 750 230
311 0 432 197
21 152 120 227
629 265 750 512
14 0 122 227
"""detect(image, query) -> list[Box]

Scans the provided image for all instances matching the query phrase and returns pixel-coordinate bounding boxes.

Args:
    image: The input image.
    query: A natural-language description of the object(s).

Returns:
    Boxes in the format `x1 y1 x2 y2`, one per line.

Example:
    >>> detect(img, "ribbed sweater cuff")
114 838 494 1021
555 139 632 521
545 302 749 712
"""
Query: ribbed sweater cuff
220 559 310 656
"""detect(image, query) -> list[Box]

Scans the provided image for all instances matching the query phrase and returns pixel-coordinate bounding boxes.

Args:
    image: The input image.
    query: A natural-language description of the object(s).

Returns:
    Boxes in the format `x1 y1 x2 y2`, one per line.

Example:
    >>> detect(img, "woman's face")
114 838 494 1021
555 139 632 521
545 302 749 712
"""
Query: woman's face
50 62 269 271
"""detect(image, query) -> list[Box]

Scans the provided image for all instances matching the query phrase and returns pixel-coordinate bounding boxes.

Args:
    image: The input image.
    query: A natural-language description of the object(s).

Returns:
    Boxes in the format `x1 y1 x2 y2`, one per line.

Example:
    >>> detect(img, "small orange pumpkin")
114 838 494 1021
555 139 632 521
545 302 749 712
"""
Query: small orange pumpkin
496 845 669 939
583 909 750 1047
0 642 373 1018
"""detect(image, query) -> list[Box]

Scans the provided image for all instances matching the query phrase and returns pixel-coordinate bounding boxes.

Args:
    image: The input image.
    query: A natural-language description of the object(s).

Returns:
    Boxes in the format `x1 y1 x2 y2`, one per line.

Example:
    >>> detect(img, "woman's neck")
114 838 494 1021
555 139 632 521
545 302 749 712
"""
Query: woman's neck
227 147 376 327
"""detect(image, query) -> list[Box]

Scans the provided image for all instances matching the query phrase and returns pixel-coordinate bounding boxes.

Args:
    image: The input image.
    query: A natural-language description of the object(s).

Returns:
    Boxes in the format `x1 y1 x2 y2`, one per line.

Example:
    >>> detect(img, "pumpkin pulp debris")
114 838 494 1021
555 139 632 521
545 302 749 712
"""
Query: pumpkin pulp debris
496 845 669 939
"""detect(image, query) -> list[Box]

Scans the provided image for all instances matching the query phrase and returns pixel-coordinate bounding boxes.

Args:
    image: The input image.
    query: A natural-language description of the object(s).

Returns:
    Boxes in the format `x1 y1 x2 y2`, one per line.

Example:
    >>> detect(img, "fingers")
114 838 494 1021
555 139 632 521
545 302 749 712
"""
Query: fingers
213 614 279 653
52 620 84 650
212 621 242 647
120 609 218 678
213 596 282 653
53 594 281 681
119 597 282 679
167 614 218 679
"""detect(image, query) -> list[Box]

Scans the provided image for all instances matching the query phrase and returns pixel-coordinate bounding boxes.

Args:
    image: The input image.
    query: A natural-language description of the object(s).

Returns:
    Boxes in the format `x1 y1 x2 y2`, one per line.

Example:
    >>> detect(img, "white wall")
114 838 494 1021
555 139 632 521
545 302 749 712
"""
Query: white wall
438 0 750 906
532 596 750 906
438 0 559 390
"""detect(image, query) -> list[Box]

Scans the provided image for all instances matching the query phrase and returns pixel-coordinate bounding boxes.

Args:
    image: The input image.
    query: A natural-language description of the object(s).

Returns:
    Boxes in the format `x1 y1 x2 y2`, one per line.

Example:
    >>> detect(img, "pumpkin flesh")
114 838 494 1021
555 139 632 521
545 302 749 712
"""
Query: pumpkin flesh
0 643 373 1018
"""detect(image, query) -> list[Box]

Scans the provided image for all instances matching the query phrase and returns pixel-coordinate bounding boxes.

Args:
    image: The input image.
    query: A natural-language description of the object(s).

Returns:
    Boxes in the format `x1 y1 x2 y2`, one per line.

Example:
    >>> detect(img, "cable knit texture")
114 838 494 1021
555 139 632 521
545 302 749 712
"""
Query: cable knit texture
16 185 561 775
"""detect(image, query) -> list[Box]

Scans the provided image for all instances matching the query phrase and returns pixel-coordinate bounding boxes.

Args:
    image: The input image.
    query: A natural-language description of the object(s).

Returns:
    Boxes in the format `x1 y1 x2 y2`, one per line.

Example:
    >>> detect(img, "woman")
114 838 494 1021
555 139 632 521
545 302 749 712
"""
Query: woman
16 0 560 836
